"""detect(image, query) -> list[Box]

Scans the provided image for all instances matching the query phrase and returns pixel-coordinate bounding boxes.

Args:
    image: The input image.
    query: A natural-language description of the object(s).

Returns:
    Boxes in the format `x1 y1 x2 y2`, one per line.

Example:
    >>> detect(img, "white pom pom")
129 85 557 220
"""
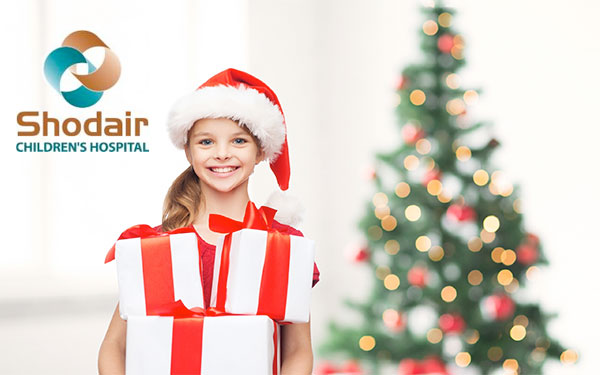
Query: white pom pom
264 189 305 228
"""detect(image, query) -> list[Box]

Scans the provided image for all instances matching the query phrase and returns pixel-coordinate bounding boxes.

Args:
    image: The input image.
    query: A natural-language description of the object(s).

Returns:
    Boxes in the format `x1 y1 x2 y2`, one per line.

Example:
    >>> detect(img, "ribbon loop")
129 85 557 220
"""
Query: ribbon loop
209 201 278 234
105 224 196 263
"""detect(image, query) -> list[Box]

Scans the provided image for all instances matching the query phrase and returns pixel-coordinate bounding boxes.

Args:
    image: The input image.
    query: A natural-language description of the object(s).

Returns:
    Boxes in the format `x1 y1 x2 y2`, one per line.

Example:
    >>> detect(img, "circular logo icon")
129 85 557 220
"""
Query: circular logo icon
44 30 121 108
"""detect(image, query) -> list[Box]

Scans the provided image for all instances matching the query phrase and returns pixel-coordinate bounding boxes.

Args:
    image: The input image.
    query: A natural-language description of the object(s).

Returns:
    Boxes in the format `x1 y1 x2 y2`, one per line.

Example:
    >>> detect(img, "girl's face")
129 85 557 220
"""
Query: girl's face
184 117 264 194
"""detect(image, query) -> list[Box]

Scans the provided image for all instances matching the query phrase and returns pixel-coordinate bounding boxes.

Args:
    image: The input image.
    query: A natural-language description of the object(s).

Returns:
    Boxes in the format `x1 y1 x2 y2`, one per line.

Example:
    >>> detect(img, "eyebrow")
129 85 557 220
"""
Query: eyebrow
191 131 249 138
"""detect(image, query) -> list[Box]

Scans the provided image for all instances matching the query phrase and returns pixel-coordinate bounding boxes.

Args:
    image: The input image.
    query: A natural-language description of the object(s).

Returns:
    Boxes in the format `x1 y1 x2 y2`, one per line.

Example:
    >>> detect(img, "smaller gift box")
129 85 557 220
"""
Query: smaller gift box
209 201 316 323
125 301 280 375
105 225 205 319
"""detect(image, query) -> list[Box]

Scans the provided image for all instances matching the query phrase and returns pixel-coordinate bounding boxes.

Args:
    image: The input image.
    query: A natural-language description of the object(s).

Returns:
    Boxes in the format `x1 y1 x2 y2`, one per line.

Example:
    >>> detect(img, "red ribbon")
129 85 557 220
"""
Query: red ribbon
152 300 279 375
209 201 291 322
104 224 195 264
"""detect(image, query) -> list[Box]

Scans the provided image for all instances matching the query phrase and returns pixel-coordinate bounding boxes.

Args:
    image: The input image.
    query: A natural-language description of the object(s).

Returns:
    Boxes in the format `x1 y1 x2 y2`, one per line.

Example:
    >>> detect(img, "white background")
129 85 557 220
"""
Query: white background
0 0 597 374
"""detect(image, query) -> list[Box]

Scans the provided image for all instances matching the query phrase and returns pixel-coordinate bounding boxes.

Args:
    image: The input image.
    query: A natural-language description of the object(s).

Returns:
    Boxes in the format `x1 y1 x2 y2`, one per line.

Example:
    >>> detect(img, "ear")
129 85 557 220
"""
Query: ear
256 147 266 165
184 144 192 164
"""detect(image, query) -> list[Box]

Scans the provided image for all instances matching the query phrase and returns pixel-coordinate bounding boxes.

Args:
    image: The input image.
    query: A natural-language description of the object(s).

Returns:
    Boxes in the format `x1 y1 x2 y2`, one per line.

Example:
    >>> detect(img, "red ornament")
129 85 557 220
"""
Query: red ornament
422 169 442 186
398 356 448 375
383 309 406 332
525 232 540 246
446 203 477 222
315 360 362 375
350 245 370 263
407 266 428 288
402 123 425 144
396 75 409 90
516 243 539 265
437 34 454 54
438 313 466 333
482 293 516 321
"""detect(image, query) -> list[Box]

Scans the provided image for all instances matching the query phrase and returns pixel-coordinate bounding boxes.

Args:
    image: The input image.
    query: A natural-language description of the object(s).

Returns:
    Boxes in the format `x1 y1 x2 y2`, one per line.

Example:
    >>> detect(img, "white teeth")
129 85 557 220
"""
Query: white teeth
211 167 237 173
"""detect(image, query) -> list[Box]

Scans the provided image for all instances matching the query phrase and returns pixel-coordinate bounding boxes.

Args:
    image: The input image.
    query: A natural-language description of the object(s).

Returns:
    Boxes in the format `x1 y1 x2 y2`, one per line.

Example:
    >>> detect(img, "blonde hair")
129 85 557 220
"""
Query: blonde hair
161 121 262 231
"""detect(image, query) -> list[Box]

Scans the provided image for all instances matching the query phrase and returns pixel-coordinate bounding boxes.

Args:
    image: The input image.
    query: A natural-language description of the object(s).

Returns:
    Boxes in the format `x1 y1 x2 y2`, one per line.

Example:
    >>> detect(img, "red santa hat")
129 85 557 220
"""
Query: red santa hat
167 68 304 226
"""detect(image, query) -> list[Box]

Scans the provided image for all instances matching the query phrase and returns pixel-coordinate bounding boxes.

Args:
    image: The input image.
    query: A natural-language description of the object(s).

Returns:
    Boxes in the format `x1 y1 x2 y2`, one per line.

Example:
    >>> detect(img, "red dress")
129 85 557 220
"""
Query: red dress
155 221 320 308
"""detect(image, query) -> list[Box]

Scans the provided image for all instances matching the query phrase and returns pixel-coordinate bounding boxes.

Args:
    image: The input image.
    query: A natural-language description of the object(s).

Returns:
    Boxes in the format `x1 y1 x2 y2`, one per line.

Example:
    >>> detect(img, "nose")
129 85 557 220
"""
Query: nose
214 142 231 160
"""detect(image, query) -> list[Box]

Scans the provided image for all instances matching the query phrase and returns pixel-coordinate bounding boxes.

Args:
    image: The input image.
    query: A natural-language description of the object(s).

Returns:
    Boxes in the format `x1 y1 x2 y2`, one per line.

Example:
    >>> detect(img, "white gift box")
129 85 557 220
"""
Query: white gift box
126 314 280 375
115 232 204 319
210 228 315 323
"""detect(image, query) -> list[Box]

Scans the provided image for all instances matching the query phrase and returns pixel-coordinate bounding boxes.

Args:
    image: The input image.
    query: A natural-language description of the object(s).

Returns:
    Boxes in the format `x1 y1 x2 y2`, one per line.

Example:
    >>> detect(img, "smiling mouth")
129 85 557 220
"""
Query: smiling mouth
208 166 240 174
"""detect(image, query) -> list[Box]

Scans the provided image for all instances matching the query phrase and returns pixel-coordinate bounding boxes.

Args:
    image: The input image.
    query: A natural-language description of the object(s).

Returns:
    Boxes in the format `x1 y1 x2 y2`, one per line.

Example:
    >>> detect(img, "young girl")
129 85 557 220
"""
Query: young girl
98 68 320 374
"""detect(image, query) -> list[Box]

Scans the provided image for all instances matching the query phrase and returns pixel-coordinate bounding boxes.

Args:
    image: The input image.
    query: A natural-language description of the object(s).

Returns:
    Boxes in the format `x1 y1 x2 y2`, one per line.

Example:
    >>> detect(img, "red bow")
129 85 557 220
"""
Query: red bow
208 201 277 233
152 300 237 319
104 224 195 263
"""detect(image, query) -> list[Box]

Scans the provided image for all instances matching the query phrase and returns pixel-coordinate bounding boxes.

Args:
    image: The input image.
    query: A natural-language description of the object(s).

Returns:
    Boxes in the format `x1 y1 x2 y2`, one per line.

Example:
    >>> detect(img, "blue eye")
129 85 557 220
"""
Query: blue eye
234 138 247 144
199 139 212 145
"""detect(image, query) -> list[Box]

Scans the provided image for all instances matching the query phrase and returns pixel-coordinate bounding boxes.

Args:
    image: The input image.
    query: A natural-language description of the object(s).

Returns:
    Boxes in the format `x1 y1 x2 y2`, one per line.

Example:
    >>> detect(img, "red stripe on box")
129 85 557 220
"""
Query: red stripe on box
215 233 233 311
141 236 175 315
171 317 204 374
257 231 291 320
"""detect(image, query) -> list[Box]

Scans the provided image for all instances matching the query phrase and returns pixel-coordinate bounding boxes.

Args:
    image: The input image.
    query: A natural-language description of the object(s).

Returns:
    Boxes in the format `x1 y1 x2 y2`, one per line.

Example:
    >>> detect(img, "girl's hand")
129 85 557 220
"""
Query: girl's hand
98 303 126 375
280 316 314 375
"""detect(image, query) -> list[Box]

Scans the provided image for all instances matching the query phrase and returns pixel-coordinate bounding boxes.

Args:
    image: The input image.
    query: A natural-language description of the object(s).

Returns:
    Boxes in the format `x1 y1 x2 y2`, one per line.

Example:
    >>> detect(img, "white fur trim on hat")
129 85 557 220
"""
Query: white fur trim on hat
264 189 305 228
167 84 286 163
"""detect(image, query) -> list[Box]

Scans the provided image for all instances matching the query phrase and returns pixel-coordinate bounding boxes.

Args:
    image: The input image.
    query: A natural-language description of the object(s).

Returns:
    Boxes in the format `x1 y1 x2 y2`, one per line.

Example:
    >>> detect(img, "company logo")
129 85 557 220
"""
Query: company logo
43 30 121 108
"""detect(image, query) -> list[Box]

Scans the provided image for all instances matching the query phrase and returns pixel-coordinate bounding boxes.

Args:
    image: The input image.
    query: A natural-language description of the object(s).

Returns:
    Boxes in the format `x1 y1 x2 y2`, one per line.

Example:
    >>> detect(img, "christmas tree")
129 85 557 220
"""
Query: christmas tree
318 2 577 374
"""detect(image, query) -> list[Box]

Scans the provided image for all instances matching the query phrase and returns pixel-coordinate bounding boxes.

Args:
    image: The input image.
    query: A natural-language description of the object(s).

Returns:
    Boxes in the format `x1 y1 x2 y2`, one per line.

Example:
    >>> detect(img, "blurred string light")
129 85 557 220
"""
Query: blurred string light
480 229 495 243
455 352 471 367
438 191 452 203
491 247 504 263
560 349 578 364
526 266 540 280
489 170 514 197
372 192 388 207
404 155 420 170
473 169 489 186
446 98 466 115
497 269 514 286
405 205 422 221
381 214 398 231
384 274 401 290
375 205 390 219
438 12 452 27
446 73 460 89
427 179 443 196
416 235 432 252
451 35 465 60
395 182 410 198
503 359 519 372
501 249 516 266
463 90 479 105
410 89 427 105
468 237 483 252
467 270 483 285
385 239 400 255
455 145 471 161
465 329 480 345
359 335 376 351
513 198 522 213
427 328 443 343
483 215 500 232
416 138 432 154
441 285 457 302
423 20 438 35
510 325 527 341
428 245 444 261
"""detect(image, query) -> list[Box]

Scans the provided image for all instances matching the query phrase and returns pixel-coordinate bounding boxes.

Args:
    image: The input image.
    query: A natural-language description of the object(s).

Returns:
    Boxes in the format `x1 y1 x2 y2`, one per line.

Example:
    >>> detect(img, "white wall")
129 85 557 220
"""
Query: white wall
0 1 597 374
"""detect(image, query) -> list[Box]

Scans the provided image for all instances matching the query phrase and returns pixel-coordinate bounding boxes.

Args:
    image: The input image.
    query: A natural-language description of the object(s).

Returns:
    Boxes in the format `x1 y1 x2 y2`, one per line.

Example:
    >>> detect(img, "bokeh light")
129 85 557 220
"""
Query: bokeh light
410 89 427 105
467 270 483 285
395 182 411 198
473 169 489 186
441 286 457 302
384 240 400 255
405 205 422 221
455 352 471 367
381 215 397 231
428 245 445 261
423 20 439 35
359 335 376 351
384 274 401 290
